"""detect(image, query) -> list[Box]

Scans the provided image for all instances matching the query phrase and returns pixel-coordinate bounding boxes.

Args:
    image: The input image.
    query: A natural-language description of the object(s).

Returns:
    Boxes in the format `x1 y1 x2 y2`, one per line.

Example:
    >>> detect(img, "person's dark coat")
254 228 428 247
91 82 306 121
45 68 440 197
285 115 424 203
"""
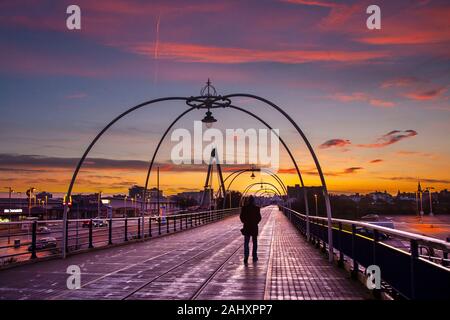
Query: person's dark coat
240 204 262 237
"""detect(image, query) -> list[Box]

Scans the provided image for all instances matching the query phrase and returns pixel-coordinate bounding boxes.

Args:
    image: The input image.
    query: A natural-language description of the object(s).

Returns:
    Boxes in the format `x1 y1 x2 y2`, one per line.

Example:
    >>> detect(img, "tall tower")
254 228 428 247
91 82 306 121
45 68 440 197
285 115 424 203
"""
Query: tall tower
418 180 424 216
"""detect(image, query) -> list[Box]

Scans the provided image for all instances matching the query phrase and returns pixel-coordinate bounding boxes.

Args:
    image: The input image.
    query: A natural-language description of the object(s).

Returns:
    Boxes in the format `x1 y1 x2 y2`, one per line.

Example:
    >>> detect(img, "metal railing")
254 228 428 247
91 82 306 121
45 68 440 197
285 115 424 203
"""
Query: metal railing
0 208 240 266
281 206 450 300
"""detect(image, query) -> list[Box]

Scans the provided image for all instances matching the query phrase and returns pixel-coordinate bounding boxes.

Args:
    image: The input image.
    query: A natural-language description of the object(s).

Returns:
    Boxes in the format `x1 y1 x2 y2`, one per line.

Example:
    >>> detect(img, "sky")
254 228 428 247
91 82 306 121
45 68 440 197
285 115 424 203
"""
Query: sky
0 0 449 196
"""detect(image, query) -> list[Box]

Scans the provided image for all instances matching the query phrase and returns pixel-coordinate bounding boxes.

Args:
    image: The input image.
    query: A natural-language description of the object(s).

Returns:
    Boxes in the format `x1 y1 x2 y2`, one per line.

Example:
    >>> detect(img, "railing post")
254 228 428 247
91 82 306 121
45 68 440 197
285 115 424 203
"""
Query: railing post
158 217 161 235
190 214 193 227
88 219 93 249
108 218 112 245
138 217 141 239
443 251 448 267
351 224 359 279
124 217 128 242
338 222 344 268
149 217 152 237
65 220 69 254
321 220 326 253
167 217 170 233
30 221 37 259
373 229 379 265
410 239 418 299
180 215 183 230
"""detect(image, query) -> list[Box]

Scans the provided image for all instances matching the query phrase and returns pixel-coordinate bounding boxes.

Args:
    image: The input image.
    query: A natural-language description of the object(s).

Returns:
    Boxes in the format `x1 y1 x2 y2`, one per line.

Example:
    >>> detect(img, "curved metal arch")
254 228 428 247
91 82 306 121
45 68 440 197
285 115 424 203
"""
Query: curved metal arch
141 104 309 215
223 168 287 195
228 105 309 231
241 182 284 198
64 92 329 258
142 107 196 208
254 189 281 198
61 96 188 258
253 189 282 202
224 94 332 261
240 185 283 206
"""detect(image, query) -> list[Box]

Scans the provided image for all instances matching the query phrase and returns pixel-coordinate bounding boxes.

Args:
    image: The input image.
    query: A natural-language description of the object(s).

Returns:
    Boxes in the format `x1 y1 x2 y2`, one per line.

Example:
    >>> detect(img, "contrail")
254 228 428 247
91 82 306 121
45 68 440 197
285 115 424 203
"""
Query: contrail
154 13 161 84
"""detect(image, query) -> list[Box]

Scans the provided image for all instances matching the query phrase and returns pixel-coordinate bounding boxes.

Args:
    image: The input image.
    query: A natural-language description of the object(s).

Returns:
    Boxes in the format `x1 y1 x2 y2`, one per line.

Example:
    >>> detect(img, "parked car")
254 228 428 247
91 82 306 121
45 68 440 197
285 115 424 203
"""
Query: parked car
82 219 108 228
28 237 57 251
37 226 51 234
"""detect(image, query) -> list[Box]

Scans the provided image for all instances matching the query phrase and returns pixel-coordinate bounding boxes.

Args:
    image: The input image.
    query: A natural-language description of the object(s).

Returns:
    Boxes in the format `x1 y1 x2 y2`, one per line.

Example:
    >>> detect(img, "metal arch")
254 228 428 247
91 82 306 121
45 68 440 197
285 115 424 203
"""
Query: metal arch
254 188 282 198
64 91 329 258
142 103 310 218
61 96 188 258
240 184 284 206
223 168 287 195
225 93 333 261
228 105 306 188
142 107 196 210
228 105 310 236
241 182 284 198
241 189 283 206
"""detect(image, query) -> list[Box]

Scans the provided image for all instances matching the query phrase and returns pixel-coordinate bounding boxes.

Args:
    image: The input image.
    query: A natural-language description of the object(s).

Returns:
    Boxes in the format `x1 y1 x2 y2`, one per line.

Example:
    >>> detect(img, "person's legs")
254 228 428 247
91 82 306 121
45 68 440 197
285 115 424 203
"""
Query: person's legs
252 235 258 260
244 235 250 263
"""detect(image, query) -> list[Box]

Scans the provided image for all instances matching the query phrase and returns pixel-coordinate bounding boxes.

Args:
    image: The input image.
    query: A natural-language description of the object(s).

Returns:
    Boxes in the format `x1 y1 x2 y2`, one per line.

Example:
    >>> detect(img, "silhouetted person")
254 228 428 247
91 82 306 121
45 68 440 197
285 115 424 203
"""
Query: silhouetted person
240 196 261 264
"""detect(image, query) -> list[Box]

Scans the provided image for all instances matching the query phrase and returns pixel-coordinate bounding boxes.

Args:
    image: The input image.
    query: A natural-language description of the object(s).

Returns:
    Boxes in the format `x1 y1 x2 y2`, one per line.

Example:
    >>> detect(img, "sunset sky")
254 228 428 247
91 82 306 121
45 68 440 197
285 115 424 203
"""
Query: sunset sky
0 0 449 196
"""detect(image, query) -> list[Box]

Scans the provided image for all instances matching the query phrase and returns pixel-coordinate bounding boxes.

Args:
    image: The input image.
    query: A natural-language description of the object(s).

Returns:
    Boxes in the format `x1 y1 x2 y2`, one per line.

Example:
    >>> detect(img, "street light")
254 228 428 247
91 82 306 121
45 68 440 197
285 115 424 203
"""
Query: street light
97 191 102 218
26 187 36 217
314 194 318 216
5 187 14 244
201 110 217 128
123 196 127 218
426 187 435 216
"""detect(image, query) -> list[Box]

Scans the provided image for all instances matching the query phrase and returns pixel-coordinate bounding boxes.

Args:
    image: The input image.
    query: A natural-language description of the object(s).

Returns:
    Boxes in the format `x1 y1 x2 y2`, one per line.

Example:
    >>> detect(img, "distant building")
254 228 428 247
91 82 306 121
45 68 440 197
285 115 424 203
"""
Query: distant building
128 185 163 200
176 191 203 203
368 191 393 203
36 191 52 200
396 190 416 201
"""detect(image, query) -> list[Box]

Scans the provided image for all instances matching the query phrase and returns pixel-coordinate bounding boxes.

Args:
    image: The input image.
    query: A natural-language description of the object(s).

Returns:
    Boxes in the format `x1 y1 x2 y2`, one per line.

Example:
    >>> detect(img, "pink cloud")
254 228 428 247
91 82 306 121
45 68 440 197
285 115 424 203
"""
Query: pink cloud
369 99 396 108
319 139 351 149
331 92 396 108
129 42 388 64
381 77 422 88
281 0 339 8
357 6 450 46
358 130 418 148
404 87 447 101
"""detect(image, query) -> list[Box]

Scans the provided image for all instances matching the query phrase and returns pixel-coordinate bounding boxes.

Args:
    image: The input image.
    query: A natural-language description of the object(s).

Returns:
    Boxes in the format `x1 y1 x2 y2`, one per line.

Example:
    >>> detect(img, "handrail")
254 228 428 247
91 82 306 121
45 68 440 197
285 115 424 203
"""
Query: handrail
0 208 240 225
281 206 450 250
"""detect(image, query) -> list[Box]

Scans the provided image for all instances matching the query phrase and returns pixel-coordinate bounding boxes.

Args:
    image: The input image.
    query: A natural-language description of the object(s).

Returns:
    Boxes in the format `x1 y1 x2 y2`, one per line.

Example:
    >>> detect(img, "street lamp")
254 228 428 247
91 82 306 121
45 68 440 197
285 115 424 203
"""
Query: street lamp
123 196 127 218
426 187 435 216
314 194 318 216
201 110 217 128
26 187 36 217
97 191 102 218
5 187 14 244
